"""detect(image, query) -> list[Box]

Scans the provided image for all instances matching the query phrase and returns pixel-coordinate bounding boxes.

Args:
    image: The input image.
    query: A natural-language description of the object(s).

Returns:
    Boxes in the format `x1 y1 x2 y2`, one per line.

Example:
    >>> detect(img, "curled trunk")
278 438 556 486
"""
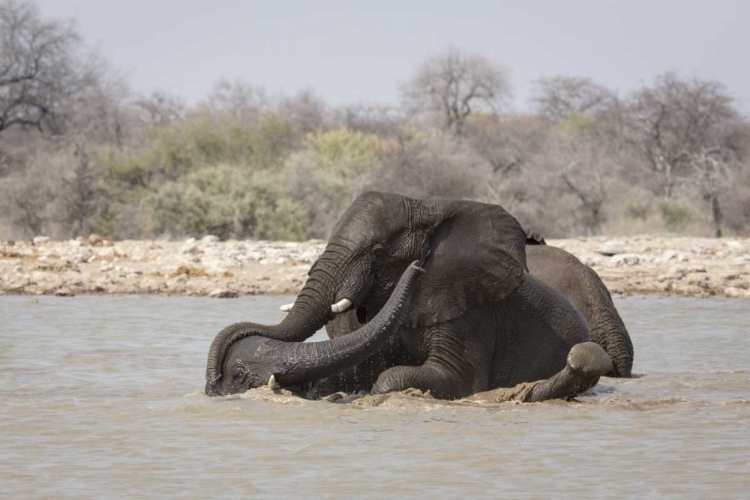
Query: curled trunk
206 262 424 394
205 250 342 393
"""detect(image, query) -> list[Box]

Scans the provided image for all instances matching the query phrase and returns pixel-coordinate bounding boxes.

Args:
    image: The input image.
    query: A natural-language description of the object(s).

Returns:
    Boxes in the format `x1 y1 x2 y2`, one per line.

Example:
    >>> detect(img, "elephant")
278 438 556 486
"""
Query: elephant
524 239 634 377
302 236 633 397
205 191 616 401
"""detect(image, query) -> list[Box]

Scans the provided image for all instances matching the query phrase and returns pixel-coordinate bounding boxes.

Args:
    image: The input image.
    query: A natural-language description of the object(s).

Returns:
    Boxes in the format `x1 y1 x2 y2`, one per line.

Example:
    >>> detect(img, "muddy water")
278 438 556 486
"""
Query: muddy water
1 295 748 499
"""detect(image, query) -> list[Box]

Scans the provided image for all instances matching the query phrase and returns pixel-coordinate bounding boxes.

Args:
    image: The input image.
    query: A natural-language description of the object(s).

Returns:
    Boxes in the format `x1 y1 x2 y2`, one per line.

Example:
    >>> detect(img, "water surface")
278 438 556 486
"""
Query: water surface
1 295 748 499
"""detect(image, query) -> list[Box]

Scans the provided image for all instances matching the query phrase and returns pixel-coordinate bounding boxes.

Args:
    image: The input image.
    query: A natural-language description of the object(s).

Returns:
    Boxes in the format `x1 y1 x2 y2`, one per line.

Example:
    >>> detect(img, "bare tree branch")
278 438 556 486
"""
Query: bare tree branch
400 47 509 136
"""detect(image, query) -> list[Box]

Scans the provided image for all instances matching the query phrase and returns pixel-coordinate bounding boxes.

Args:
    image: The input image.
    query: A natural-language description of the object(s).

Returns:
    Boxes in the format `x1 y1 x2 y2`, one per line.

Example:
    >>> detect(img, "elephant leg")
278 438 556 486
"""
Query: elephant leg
527 342 613 402
466 342 612 403
371 361 475 400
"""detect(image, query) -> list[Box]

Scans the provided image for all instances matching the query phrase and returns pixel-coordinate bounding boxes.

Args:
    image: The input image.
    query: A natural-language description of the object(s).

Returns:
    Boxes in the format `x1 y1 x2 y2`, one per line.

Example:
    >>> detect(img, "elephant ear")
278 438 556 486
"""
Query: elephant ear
408 201 528 328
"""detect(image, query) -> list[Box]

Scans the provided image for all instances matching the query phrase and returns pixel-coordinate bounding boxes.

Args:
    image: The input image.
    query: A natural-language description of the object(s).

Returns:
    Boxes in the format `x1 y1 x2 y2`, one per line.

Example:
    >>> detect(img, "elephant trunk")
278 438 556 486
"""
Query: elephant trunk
271 262 424 385
205 250 344 394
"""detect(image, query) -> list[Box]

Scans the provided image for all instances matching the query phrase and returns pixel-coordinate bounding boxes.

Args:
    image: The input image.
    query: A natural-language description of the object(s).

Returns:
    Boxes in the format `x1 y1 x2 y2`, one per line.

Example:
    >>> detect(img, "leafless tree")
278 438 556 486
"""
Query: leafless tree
279 90 328 136
465 114 546 177
364 134 491 201
401 48 509 136
205 78 269 124
335 103 404 138
57 141 108 236
532 76 614 122
134 90 185 128
0 160 55 236
0 0 98 135
624 73 738 198
683 147 737 237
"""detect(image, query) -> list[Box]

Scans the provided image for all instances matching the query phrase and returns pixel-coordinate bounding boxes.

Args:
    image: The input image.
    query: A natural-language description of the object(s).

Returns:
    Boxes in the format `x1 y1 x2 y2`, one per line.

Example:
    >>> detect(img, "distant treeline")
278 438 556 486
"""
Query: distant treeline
1 0 749 241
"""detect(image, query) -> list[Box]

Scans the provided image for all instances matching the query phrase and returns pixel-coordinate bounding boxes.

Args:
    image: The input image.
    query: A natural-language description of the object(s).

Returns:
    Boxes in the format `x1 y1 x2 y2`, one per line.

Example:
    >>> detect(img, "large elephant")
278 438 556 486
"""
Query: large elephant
306 236 634 396
205 191 614 401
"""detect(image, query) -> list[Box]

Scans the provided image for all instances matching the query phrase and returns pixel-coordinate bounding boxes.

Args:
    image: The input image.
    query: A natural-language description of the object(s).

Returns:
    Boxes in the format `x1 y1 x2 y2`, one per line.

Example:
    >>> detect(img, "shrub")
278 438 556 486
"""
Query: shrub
288 128 382 238
145 164 308 240
658 199 694 231
625 201 651 220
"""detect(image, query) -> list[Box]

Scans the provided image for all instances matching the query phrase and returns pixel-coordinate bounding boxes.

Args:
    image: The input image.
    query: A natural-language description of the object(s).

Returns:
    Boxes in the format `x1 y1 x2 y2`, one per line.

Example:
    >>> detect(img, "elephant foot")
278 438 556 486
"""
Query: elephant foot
527 342 613 402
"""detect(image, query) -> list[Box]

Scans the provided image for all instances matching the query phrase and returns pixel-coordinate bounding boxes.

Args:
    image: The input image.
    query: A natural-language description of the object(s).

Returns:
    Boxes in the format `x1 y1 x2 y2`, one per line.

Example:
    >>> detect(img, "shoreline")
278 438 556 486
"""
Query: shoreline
1 235 749 299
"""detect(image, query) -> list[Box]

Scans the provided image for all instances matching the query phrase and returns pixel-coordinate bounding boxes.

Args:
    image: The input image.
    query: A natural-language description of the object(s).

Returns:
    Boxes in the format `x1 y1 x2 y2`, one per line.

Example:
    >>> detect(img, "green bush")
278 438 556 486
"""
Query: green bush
658 199 693 231
145 164 308 240
288 128 383 237
101 112 295 188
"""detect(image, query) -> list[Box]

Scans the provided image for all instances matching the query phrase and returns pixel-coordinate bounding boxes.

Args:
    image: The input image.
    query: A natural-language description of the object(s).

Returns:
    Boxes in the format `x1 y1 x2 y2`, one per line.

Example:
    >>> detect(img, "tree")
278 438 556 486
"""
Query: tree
625 73 738 198
279 89 328 136
401 48 509 136
204 78 269 124
533 76 614 123
684 147 737 237
0 0 98 135
134 90 185 128
465 114 545 177
58 142 108 236
0 167 53 235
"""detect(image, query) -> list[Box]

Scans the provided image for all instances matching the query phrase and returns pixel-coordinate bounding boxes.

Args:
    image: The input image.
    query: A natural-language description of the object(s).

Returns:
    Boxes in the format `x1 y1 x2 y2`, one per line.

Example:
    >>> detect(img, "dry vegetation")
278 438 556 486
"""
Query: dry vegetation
2 0 750 245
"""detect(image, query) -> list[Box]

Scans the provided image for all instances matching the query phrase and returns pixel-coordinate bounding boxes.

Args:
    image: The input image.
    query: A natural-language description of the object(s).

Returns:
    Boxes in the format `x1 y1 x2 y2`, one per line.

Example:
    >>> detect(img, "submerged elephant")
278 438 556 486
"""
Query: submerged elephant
524 241 634 377
205 191 615 401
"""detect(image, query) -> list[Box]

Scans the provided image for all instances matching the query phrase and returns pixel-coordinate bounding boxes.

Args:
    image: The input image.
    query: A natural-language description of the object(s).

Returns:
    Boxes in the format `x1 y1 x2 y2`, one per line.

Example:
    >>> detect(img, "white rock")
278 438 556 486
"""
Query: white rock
181 243 199 254
201 235 220 243
610 254 641 266
33 236 50 244
663 250 678 261
724 287 750 298
598 241 626 256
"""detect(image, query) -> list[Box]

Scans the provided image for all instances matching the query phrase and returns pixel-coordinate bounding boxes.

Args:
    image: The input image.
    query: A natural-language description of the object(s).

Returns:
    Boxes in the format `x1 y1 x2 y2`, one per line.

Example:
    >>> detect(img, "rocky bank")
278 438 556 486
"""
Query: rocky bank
1 235 749 299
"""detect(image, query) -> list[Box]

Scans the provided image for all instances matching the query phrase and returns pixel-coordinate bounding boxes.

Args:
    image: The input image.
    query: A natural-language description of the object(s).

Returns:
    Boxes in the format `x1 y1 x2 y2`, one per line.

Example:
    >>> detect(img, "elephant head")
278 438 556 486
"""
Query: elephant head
207 261 424 396
205 191 528 395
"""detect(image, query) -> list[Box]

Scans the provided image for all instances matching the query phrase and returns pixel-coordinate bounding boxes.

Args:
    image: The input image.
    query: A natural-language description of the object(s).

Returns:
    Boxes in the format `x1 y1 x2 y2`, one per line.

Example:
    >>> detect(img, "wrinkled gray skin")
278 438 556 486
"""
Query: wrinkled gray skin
316 241 633 396
206 192 613 400
525 243 634 377
206 262 424 396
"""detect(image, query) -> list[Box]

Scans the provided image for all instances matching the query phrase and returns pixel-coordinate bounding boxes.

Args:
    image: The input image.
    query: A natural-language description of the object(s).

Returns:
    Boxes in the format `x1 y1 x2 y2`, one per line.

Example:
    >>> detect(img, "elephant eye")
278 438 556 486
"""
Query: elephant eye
372 245 389 260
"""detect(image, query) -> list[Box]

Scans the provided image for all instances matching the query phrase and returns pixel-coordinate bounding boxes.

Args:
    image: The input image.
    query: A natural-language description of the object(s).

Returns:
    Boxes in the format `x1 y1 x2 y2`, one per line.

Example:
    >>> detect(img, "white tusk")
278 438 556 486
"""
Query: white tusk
280 303 294 312
331 298 353 314
267 374 279 391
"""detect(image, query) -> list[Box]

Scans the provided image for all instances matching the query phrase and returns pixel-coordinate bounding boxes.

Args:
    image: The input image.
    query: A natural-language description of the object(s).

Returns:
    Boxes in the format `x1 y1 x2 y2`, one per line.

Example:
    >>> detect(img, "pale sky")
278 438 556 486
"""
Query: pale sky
37 0 750 112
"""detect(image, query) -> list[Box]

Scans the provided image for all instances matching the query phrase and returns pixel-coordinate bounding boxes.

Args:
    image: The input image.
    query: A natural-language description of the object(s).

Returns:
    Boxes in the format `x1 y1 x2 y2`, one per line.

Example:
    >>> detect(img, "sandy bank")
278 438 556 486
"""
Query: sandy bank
1 235 749 299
